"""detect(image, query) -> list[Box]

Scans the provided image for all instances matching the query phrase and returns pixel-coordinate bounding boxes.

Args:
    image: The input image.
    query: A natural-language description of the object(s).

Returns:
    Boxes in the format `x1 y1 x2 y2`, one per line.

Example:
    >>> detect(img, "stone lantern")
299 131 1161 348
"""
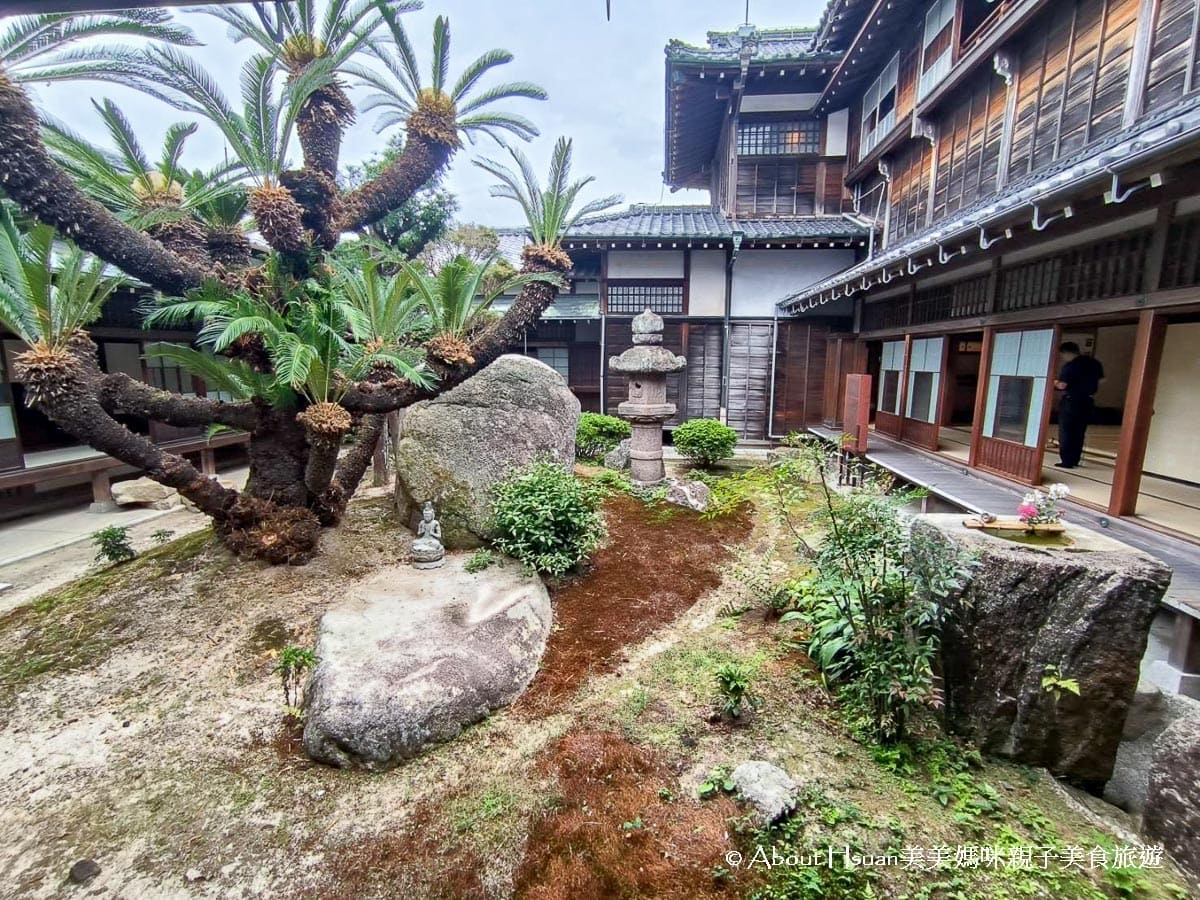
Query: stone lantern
609 309 687 486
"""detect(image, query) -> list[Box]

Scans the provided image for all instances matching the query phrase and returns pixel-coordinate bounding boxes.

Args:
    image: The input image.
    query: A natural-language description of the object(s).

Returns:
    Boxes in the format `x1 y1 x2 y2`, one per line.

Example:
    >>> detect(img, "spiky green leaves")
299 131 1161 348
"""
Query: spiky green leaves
351 10 546 146
475 137 622 250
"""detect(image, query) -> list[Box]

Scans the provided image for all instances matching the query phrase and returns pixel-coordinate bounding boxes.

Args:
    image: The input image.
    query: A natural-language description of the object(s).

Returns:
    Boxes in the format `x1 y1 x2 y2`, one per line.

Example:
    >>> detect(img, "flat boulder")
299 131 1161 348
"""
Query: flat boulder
913 514 1171 787
302 557 552 770
731 761 799 825
664 477 711 513
394 355 580 549
1143 713 1200 885
112 476 178 509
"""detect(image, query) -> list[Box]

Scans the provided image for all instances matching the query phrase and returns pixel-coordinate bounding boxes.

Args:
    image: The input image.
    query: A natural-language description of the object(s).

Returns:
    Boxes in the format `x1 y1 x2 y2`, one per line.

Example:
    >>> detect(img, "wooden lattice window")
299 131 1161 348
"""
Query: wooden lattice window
606 282 684 315
1160 214 1200 289
912 275 990 325
997 230 1151 312
737 120 821 156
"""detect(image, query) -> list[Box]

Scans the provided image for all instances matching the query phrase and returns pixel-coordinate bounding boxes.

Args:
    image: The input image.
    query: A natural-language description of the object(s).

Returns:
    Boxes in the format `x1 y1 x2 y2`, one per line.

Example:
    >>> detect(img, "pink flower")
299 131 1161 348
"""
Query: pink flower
1017 503 1039 520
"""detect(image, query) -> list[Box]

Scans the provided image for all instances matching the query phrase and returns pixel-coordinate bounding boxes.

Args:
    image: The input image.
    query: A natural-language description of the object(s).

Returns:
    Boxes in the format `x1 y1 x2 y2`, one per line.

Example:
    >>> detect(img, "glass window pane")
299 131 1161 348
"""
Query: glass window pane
880 370 901 414
993 376 1034 443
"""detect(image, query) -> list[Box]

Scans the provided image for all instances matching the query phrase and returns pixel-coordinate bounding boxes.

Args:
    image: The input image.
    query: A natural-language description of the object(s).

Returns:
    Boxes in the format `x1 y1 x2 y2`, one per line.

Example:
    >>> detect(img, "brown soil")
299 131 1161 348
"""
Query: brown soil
515 494 748 715
514 731 742 900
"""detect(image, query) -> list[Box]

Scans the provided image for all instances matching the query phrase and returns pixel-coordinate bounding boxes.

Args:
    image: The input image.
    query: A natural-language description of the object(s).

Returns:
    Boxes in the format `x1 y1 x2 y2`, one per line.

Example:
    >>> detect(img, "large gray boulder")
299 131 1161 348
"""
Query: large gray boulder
1143 713 1200 886
1105 687 1200 815
394 355 580 549
303 558 552 769
913 514 1171 788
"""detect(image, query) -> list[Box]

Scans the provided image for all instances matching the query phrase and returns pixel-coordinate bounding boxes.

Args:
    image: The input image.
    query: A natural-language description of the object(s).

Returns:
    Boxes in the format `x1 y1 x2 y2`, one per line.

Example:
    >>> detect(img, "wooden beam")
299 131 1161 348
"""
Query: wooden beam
968 326 995 467
1109 308 1168 516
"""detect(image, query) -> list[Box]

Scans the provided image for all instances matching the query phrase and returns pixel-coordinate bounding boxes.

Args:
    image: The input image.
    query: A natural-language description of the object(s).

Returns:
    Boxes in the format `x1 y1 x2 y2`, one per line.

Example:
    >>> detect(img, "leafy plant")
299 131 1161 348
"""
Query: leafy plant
464 548 496 573
713 662 759 719
92 526 136 564
150 529 176 546
1041 664 1081 702
490 460 606 576
771 440 975 742
0 203 127 350
275 645 317 716
672 418 737 467
575 412 631 461
698 766 735 799
475 136 622 248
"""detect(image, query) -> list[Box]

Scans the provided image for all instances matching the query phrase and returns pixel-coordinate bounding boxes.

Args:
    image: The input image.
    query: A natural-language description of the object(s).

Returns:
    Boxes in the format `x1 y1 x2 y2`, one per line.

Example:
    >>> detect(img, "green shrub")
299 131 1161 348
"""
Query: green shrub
92 526 136 564
673 418 737 466
713 662 759 718
575 412 631 461
275 645 317 716
491 460 606 576
464 548 497 573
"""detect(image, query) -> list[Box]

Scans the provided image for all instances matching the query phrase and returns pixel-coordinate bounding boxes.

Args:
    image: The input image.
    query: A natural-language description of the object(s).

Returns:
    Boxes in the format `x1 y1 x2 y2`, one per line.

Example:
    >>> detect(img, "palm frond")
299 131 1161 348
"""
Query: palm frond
475 137 620 249
430 16 450 96
144 343 272 401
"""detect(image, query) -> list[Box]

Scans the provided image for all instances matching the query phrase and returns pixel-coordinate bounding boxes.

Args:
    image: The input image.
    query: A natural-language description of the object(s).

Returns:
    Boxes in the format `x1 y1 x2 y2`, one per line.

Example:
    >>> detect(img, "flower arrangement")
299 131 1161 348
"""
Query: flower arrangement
1017 483 1070 526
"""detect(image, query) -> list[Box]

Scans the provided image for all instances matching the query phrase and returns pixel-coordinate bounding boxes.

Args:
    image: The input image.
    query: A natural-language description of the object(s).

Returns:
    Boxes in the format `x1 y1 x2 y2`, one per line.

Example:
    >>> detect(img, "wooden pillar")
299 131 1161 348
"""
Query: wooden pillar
199 448 216 476
89 469 116 513
1109 309 1167 517
896 334 913 442
968 327 995 467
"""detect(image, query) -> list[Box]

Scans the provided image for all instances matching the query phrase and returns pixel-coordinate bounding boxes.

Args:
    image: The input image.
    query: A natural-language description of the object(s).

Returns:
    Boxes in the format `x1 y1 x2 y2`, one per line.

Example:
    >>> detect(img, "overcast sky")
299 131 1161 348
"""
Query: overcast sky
31 0 829 226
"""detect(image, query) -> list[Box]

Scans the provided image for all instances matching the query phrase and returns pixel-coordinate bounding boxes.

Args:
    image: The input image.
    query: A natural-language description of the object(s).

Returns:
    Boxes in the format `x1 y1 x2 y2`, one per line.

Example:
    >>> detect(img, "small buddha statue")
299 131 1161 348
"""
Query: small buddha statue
410 501 445 569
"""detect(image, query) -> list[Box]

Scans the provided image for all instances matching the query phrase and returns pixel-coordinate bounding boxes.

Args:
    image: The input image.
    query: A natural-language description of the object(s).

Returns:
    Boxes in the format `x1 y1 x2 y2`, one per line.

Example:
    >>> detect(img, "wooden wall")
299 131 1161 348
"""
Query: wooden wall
1006 0 1138 182
932 68 1006 221
843 0 1168 249
1144 0 1200 114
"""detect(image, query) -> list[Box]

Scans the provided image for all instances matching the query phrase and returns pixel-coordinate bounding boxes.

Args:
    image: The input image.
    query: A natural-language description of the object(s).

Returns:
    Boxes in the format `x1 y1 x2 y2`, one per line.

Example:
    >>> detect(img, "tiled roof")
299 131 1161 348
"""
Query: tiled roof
492 293 600 320
666 26 834 65
564 204 868 241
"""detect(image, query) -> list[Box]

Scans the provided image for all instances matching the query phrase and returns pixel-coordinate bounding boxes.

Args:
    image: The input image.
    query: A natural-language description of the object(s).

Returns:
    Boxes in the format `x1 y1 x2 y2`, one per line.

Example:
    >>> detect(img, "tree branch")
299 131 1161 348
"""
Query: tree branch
0 73 210 296
336 132 453 233
330 413 386 506
97 373 260 430
340 254 568 414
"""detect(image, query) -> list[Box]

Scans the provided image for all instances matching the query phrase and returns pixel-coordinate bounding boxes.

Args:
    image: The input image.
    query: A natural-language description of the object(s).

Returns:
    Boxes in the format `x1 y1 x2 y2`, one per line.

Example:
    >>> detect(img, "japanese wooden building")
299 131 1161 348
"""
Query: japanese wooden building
754 0 1200 546
501 27 875 442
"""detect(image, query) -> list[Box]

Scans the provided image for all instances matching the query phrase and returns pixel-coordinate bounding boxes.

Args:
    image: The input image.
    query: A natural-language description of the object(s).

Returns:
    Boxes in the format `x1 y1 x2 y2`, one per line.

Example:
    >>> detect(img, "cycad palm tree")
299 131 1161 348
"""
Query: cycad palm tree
340 8 547 231
475 136 622 270
200 0 414 175
403 254 562 365
0 204 126 407
43 100 244 269
352 10 546 146
146 48 338 252
0 204 125 349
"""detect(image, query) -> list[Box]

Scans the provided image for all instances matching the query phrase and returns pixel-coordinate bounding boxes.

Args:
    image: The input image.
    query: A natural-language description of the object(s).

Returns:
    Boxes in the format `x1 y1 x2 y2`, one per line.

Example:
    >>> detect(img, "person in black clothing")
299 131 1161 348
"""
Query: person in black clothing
1053 341 1104 469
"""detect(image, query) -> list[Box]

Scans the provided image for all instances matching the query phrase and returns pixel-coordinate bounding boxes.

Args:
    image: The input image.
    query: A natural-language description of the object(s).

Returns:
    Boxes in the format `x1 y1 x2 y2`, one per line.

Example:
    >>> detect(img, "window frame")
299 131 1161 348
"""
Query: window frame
736 118 822 157
859 52 900 160
918 0 956 102
605 280 686 315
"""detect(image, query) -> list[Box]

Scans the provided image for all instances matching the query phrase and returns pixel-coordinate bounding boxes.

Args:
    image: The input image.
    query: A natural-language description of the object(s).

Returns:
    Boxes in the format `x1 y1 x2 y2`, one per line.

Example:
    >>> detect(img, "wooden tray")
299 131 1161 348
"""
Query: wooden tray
962 518 1065 534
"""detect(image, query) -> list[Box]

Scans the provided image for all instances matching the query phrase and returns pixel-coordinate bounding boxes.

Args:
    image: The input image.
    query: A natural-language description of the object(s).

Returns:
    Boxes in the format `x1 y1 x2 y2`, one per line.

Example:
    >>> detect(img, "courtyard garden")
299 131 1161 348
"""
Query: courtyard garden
0 437 1193 898
0 2 1196 898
